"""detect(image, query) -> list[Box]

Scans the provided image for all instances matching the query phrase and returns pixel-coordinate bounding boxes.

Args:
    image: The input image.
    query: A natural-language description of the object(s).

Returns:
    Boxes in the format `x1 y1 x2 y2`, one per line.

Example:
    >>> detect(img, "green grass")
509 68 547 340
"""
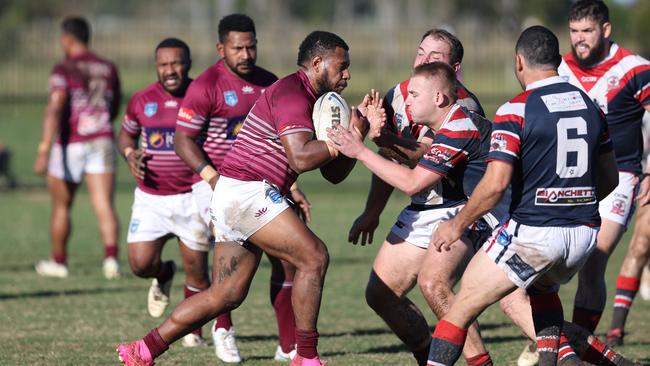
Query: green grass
1 103 649 365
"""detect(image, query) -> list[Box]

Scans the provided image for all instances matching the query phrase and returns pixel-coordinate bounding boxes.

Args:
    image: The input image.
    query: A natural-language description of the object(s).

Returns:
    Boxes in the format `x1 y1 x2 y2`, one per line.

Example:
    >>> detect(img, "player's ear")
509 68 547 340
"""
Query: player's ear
216 42 225 58
451 62 461 74
312 55 324 74
515 54 524 73
601 22 611 39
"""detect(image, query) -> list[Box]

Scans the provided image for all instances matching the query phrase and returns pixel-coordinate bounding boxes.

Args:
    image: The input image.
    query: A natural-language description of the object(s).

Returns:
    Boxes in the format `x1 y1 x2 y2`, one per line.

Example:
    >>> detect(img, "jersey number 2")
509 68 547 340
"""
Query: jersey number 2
556 117 588 178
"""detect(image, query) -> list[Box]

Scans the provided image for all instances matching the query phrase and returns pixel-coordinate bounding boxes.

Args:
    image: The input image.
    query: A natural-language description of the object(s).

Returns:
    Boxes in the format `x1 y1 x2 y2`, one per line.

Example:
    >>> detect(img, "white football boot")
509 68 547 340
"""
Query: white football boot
102 257 120 280
517 341 539 366
35 259 69 278
274 345 296 361
147 261 176 317
212 325 242 363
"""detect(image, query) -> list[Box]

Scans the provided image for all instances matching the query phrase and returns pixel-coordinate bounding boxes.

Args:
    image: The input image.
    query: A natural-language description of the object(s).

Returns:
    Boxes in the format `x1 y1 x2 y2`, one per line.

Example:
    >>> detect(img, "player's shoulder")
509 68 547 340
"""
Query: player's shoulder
192 63 222 87
444 105 479 132
131 82 161 103
496 90 533 117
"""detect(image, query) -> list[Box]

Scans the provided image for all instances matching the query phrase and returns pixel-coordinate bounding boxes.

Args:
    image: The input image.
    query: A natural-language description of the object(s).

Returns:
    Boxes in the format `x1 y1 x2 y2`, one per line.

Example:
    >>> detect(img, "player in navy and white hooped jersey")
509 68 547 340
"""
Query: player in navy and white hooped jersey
34 17 122 280
426 26 621 366
350 28 485 249
118 38 221 349
555 0 650 339
329 61 525 366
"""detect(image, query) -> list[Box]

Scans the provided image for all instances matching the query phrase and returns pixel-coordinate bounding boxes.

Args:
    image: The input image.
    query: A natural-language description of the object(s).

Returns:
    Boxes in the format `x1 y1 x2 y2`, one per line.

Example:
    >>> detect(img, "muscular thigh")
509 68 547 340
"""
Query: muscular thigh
419 236 474 286
372 233 427 297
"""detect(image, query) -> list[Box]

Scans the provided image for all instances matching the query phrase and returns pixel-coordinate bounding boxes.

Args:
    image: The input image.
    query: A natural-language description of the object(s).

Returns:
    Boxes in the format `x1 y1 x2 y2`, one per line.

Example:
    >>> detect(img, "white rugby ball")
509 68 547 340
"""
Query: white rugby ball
312 92 350 141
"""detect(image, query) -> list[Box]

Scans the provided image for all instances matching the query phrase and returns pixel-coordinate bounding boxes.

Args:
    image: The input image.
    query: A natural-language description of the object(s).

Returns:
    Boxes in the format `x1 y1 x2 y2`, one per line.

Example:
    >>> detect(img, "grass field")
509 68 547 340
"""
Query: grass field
1 102 649 365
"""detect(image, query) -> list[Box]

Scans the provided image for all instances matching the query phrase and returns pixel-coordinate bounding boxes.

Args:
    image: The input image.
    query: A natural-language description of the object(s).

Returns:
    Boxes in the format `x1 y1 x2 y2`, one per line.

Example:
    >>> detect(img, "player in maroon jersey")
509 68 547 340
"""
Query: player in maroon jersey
117 30 367 366
552 0 650 351
119 37 218 349
33 17 121 280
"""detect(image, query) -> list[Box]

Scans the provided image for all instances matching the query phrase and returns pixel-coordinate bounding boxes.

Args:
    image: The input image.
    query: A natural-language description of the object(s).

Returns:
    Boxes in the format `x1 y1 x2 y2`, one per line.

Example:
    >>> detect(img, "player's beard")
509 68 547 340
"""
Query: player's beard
572 36 607 69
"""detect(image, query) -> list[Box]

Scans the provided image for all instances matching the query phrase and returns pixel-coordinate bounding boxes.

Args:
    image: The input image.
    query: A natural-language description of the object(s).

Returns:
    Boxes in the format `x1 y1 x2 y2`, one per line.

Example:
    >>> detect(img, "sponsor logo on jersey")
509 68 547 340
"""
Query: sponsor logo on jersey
535 187 596 206
610 199 626 216
607 75 620 90
226 117 245 140
490 134 508 152
241 85 254 94
144 102 157 117
254 207 268 218
145 127 175 151
224 90 238 106
580 76 598 83
164 100 178 108
541 91 587 112
178 107 194 121
424 146 454 167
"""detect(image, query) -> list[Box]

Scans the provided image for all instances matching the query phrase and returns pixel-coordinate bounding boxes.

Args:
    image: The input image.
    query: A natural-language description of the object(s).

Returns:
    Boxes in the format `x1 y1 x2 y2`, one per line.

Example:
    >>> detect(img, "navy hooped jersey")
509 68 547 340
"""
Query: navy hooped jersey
559 43 650 174
413 105 508 223
488 76 612 227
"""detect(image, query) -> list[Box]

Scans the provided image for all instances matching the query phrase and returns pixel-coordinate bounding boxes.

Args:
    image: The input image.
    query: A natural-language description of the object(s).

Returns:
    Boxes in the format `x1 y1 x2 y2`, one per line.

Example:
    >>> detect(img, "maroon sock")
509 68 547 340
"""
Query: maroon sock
295 328 319 359
184 285 203 337
142 328 169 359
53 253 66 265
215 312 233 331
271 280 295 352
572 306 602 333
465 352 493 366
155 261 174 284
104 244 118 259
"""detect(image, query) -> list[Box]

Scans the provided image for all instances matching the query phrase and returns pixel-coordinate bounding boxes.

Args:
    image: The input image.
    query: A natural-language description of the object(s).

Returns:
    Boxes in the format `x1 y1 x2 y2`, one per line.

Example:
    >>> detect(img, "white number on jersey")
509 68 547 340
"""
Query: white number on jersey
556 117 588 178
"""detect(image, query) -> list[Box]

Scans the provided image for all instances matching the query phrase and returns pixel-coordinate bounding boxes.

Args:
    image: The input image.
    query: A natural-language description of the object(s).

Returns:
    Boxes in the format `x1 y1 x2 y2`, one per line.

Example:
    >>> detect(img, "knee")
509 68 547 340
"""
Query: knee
417 275 451 314
207 283 247 311
300 241 329 275
365 273 397 312
128 257 158 278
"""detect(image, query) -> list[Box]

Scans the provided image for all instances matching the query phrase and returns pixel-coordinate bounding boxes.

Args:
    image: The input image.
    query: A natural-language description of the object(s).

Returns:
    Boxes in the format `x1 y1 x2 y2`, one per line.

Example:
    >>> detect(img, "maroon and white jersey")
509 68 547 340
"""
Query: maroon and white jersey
559 43 650 174
122 82 196 195
48 52 121 144
383 79 484 142
175 59 277 169
219 70 317 194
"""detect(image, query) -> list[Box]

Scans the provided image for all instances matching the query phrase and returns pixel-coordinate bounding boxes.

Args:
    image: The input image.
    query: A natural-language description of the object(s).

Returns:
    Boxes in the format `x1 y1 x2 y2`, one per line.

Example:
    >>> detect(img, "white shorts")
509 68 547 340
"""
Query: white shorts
391 206 464 249
483 219 598 289
599 172 637 227
390 205 493 249
210 176 289 244
191 180 213 226
127 188 211 252
48 137 116 183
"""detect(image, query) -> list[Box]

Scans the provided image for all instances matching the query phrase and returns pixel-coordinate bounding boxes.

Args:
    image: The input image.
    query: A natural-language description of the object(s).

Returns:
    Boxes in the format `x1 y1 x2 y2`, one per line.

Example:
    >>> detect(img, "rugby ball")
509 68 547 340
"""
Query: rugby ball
312 92 350 141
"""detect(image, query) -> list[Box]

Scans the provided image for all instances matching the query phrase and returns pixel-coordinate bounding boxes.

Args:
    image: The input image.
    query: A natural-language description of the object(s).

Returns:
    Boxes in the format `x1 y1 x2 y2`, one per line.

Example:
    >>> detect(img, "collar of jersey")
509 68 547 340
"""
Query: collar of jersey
526 75 565 91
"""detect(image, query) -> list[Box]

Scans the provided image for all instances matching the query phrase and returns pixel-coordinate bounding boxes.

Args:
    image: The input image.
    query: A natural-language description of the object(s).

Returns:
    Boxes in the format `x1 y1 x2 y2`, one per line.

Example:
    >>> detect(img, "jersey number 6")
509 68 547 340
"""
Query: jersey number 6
556 117 588 179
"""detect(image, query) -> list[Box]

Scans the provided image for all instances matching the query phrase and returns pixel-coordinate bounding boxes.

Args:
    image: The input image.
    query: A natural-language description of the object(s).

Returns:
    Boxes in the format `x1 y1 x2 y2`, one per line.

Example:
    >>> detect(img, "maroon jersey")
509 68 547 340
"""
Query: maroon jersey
122 82 196 195
175 59 277 169
219 70 317 194
48 51 121 143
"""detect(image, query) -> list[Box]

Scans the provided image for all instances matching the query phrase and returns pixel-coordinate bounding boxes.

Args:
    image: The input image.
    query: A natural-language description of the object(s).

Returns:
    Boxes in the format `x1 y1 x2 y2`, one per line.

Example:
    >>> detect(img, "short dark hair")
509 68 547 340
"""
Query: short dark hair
515 25 561 69
62 16 90 44
155 38 191 62
569 0 609 26
218 14 256 43
413 61 458 101
297 31 349 67
421 28 464 65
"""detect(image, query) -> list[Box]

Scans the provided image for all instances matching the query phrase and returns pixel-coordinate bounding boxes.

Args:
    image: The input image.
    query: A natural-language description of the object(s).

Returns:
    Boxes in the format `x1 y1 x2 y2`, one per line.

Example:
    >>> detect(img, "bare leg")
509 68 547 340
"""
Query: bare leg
47 176 78 263
85 172 119 251
366 234 429 364
157 242 262 344
573 219 625 332
417 236 489 359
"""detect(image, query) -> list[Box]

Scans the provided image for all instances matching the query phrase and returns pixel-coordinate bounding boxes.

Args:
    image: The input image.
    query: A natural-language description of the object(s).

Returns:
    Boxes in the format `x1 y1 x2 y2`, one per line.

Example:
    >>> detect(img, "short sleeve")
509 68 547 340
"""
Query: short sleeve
48 64 68 94
122 95 141 136
417 127 475 177
176 79 217 137
274 91 314 136
487 102 525 164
